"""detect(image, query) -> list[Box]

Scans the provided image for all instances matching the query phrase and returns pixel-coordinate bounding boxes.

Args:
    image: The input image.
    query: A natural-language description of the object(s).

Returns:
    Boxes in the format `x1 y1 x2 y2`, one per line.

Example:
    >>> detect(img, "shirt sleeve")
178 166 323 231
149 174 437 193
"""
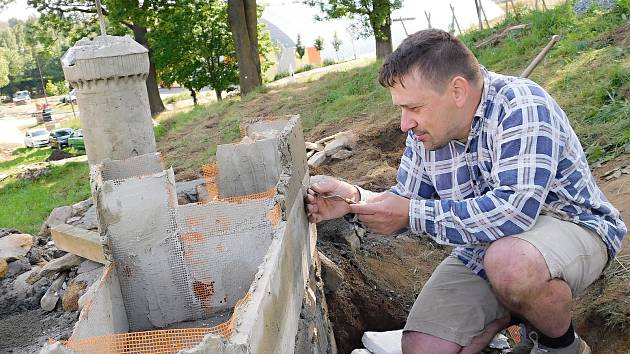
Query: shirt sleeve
390 132 437 200
409 97 562 246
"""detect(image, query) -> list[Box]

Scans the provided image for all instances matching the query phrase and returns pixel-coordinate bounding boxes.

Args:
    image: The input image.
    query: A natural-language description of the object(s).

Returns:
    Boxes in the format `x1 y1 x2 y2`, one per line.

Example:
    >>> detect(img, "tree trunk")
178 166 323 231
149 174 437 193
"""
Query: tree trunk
371 0 393 59
131 24 165 116
215 89 222 101
189 88 197 105
227 0 262 96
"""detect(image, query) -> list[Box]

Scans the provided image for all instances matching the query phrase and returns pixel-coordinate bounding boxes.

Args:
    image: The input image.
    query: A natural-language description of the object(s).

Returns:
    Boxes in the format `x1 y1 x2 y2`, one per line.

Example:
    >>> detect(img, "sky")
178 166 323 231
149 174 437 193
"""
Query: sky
260 0 504 60
0 0 37 23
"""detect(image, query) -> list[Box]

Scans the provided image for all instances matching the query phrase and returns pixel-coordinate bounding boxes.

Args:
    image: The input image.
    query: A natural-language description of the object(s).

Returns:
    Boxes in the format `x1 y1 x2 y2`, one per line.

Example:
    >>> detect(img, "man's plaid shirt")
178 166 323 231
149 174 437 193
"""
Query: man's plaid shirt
383 67 626 278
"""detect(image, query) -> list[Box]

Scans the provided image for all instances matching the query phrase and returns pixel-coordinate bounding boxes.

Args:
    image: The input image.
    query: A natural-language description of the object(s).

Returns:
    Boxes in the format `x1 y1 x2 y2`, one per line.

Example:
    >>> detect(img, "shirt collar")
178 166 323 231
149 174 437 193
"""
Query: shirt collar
474 65 491 119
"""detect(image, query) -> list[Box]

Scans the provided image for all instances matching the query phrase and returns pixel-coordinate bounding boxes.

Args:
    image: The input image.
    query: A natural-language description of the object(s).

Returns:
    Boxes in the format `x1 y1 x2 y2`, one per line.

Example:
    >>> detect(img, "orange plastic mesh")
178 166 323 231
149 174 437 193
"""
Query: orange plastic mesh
201 162 278 205
266 203 282 226
506 325 521 344
56 293 252 354
201 164 219 200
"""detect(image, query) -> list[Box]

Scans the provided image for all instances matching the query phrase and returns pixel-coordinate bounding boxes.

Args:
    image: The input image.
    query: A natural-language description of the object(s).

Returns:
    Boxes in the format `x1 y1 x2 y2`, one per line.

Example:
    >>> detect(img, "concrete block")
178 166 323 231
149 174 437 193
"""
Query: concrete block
99 152 163 181
362 330 403 354
71 264 129 340
51 224 107 264
97 169 192 330
216 138 281 197
175 198 275 313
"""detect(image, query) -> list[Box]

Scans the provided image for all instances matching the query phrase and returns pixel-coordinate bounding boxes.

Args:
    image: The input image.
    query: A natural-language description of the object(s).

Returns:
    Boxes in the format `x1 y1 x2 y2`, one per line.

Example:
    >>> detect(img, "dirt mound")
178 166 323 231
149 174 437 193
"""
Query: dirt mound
46 149 77 162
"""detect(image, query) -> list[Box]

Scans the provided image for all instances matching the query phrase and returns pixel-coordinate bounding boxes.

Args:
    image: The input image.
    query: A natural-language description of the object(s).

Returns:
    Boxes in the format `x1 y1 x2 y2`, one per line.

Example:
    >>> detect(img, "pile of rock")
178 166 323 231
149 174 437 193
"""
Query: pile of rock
307 131 357 168
0 195 106 323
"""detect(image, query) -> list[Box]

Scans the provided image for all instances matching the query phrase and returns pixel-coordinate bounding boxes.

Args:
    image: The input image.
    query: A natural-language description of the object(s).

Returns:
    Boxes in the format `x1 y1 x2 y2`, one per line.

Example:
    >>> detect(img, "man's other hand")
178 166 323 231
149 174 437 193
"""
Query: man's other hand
348 192 410 235
305 177 359 223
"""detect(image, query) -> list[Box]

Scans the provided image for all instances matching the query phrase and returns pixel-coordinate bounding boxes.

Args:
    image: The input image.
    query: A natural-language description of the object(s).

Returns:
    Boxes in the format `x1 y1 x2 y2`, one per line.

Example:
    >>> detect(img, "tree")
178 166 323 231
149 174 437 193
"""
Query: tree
227 0 262 96
296 34 305 59
25 0 166 116
150 0 239 102
332 31 342 60
0 53 9 88
305 0 402 59
314 36 324 51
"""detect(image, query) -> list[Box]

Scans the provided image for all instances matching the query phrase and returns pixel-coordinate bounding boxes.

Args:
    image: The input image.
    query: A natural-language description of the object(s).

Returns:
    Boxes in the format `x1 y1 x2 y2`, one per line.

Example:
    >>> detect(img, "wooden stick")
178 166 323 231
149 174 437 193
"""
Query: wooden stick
520 35 560 78
474 0 484 30
450 4 462 34
424 11 432 29
479 0 490 27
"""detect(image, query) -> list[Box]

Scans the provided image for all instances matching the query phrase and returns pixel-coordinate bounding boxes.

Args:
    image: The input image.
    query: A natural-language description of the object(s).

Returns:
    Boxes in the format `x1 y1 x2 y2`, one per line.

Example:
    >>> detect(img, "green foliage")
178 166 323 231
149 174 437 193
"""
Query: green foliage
323 58 336 66
44 79 58 95
314 36 324 51
0 162 90 235
55 80 68 95
296 34 306 59
305 0 402 41
273 71 291 81
295 64 314 73
150 0 238 101
0 53 8 88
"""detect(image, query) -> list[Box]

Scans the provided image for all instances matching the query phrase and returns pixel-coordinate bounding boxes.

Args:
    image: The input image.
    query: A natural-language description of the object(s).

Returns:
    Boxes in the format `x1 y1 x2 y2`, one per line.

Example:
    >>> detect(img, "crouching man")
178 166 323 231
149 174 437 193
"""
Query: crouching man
305 29 626 354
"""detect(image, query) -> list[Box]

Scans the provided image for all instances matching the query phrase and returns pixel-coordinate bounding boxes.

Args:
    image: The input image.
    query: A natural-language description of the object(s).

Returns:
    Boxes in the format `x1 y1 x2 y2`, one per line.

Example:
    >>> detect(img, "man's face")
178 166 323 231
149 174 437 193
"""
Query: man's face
390 71 471 150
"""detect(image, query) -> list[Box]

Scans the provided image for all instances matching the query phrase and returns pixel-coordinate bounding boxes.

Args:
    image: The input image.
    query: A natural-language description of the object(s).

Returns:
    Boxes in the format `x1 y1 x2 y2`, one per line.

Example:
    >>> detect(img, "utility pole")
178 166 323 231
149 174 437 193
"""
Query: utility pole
35 55 48 105
95 0 107 36
392 17 416 36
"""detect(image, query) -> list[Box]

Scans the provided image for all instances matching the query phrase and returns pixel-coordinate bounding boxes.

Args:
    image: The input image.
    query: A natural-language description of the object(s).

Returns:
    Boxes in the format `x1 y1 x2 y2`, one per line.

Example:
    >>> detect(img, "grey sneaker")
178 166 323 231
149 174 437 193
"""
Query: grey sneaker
529 332 591 354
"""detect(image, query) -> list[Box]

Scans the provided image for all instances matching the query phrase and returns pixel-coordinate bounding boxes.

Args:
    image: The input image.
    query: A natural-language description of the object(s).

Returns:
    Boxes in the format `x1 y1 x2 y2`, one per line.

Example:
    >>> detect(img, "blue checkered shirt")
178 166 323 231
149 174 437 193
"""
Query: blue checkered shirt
372 67 626 278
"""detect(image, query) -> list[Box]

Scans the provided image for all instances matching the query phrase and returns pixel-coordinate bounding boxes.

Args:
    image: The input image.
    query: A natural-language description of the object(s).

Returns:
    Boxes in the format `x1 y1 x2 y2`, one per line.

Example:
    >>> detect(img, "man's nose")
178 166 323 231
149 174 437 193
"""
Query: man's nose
400 109 417 133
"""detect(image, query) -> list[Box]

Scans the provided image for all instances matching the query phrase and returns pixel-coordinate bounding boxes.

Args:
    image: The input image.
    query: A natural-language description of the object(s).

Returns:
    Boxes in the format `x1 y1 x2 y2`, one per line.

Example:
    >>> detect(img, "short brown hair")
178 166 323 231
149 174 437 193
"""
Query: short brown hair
378 29 480 91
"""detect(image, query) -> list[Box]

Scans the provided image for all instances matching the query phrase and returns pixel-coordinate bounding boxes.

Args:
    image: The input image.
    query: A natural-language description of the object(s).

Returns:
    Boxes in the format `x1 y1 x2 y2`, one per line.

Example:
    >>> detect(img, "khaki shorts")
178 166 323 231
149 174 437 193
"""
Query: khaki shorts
403 215 608 347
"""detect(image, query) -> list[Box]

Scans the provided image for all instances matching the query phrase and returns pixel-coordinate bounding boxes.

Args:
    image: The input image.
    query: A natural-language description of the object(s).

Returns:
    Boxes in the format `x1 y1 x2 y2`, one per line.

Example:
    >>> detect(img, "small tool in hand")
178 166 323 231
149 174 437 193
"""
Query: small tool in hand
319 194 357 205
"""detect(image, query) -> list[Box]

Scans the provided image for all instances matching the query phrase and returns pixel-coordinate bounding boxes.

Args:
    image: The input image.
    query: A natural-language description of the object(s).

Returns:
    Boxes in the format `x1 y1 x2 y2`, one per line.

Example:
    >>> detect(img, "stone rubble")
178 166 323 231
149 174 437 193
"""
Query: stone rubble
306 131 357 168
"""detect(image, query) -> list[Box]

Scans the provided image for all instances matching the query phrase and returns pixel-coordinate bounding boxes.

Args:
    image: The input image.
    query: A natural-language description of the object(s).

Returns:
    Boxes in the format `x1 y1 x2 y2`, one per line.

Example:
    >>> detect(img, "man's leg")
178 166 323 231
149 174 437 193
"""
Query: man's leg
484 236 571 336
402 316 509 354
402 256 509 354
484 215 607 350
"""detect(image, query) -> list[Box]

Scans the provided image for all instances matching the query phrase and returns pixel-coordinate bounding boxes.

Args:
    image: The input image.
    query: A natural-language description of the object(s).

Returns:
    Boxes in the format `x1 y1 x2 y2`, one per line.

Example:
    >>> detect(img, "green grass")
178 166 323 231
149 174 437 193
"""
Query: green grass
0 147 52 174
0 162 90 235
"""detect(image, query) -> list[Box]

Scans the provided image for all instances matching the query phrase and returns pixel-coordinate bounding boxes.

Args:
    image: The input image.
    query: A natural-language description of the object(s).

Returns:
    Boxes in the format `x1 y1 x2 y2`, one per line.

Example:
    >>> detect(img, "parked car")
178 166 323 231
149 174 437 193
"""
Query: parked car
67 129 84 150
50 128 75 149
61 89 77 104
13 90 31 105
24 128 50 148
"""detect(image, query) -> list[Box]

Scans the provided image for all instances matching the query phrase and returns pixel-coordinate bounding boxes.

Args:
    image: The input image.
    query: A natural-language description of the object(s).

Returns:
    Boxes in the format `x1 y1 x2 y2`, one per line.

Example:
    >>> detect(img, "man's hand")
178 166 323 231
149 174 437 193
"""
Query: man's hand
348 192 410 235
305 177 359 223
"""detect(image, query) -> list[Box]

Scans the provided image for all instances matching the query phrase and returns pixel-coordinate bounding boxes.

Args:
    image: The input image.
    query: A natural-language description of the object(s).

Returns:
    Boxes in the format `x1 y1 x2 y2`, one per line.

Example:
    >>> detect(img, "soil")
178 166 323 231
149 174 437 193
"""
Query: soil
46 149 78 162
0 308 78 354
307 119 630 353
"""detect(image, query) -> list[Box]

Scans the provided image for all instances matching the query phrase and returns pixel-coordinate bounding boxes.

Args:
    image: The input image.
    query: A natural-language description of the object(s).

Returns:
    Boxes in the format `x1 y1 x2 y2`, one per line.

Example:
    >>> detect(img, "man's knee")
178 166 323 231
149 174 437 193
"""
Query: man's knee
401 331 460 354
484 237 551 310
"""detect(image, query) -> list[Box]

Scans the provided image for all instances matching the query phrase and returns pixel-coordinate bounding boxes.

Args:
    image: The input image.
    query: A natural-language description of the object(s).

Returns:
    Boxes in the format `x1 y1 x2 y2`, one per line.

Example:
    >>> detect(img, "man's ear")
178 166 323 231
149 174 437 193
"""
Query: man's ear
450 76 468 108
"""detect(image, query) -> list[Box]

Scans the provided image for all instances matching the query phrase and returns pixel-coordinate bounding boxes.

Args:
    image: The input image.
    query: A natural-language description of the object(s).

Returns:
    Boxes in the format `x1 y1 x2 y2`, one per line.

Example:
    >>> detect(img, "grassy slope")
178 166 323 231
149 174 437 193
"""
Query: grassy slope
0 162 90 235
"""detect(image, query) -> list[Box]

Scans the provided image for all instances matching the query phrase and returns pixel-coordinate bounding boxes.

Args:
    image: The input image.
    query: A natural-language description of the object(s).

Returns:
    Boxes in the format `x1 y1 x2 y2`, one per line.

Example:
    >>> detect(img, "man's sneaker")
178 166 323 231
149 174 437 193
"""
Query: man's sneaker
529 331 591 354
508 323 534 353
